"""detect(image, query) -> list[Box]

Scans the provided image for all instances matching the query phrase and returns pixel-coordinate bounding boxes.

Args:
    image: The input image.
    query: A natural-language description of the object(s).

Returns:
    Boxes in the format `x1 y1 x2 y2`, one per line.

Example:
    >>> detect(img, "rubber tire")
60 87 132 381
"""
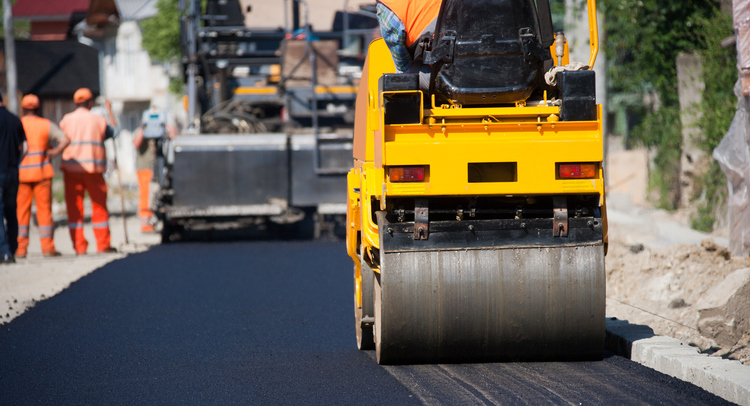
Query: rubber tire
374 269 383 362
291 207 320 240
161 223 183 244
355 260 375 350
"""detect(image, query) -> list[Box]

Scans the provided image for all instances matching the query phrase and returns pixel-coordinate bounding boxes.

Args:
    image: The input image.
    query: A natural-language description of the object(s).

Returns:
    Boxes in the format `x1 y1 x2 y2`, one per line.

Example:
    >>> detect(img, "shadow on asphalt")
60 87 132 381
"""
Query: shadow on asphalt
605 318 658 360
161 216 346 244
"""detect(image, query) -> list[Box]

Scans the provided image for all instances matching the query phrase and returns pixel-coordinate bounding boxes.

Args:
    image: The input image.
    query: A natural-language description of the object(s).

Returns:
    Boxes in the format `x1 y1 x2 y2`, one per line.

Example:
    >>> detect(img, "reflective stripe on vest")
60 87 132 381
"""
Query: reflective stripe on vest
378 0 442 47
70 141 105 147
19 116 54 182
60 108 108 173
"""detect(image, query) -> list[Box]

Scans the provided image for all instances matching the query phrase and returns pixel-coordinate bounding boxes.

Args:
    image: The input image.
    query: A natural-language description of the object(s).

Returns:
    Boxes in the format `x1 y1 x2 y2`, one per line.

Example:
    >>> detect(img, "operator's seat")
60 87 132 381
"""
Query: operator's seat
426 0 554 105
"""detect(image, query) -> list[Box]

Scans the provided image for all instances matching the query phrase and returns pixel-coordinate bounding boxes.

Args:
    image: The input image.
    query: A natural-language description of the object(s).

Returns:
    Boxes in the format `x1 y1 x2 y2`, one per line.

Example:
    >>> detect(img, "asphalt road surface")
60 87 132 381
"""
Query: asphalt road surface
0 241 733 405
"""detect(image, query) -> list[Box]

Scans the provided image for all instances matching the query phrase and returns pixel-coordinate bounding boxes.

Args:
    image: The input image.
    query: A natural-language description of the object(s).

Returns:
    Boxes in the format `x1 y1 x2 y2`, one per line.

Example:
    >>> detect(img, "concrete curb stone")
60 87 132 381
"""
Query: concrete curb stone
606 318 750 406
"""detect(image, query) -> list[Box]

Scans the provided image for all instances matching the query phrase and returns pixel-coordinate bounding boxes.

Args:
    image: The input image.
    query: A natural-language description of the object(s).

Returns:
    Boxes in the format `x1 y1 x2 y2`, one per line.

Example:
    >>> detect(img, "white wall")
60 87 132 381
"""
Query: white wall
103 21 158 101
99 21 184 183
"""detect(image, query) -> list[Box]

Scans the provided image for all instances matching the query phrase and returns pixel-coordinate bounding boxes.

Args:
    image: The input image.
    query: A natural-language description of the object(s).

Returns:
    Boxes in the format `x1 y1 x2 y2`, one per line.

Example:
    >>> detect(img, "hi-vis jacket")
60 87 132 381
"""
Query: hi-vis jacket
59 108 108 173
19 116 55 182
378 0 441 49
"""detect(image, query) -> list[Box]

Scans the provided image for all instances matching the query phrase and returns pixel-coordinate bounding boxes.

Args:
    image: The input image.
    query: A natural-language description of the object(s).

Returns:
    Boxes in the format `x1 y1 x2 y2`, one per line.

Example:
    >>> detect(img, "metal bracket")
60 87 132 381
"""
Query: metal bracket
361 316 375 327
553 196 568 237
424 31 456 65
414 199 429 240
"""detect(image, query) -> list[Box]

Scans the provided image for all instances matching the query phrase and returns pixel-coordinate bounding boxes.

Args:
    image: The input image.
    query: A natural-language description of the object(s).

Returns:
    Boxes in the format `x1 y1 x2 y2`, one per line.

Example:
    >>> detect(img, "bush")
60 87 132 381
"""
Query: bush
601 2 735 228
691 11 735 231
631 106 683 210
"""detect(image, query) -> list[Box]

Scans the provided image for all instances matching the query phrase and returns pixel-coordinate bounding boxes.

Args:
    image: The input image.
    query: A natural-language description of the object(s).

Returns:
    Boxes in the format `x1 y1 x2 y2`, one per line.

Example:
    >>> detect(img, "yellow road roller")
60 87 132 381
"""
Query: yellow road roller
347 0 607 364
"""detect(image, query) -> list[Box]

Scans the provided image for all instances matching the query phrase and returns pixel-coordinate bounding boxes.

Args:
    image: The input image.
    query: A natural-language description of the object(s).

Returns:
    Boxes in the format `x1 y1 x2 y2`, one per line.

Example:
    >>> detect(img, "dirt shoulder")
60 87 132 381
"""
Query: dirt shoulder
606 208 750 365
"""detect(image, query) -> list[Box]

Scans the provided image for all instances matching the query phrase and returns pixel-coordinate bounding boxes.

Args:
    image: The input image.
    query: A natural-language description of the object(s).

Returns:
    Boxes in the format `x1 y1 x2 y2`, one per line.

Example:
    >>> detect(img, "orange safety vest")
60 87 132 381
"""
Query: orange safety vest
19 115 54 182
59 108 108 173
378 0 442 47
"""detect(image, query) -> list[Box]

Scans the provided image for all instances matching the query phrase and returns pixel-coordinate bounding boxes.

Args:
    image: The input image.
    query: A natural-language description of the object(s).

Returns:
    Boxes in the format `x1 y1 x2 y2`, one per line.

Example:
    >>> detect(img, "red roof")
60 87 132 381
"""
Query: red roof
13 0 91 18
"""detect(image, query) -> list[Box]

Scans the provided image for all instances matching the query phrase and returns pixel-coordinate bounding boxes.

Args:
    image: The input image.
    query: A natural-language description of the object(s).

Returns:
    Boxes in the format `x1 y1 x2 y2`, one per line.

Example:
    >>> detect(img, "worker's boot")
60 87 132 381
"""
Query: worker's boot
15 236 28 259
140 215 155 233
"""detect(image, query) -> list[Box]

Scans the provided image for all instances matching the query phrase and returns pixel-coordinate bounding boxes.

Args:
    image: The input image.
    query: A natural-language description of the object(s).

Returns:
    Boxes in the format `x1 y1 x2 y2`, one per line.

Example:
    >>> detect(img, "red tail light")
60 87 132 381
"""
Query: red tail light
389 166 426 182
559 163 597 179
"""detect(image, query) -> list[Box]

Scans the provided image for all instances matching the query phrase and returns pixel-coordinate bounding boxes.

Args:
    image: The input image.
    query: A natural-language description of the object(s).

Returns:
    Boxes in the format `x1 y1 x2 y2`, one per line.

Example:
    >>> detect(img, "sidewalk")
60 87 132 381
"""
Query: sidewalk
607 205 729 249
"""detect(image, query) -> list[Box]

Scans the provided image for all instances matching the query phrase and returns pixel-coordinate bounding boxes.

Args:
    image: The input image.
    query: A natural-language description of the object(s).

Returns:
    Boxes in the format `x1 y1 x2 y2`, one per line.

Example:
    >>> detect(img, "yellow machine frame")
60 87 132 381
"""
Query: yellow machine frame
348 0 604 309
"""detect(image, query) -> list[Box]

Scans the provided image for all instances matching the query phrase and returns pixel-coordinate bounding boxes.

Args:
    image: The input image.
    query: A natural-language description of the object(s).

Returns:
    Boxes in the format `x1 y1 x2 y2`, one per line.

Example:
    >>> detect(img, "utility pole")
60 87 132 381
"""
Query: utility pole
3 0 18 114
183 0 199 131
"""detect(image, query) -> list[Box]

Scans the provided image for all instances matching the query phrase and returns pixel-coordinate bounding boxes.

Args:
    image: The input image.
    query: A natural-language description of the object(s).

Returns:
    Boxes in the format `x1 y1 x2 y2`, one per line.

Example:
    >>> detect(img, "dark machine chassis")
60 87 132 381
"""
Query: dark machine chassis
379 216 604 253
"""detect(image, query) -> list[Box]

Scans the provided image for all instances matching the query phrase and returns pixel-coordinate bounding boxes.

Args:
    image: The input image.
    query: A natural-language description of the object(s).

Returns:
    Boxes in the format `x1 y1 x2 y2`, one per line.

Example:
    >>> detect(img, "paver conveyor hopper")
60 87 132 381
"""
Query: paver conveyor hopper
346 0 607 364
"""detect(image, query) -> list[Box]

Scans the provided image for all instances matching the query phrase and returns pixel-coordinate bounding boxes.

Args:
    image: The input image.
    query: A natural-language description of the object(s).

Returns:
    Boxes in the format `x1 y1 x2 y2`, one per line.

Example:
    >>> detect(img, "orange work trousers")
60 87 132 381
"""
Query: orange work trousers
137 169 154 232
16 179 56 256
63 171 111 254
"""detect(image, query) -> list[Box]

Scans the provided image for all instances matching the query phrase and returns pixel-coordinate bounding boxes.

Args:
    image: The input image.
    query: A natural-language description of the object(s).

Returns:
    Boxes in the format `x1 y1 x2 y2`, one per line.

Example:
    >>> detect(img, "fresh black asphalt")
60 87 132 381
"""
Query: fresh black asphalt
0 241 733 405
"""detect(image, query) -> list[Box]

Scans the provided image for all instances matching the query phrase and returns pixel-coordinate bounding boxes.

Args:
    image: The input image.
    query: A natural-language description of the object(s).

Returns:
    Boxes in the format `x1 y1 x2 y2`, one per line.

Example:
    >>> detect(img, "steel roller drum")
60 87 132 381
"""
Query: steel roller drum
374 245 605 365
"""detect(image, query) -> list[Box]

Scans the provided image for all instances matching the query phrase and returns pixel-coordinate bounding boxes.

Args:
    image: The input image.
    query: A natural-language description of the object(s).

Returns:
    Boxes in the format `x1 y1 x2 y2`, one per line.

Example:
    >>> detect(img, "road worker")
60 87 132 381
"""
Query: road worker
376 0 442 88
132 106 176 233
16 94 70 258
0 91 28 264
59 88 117 254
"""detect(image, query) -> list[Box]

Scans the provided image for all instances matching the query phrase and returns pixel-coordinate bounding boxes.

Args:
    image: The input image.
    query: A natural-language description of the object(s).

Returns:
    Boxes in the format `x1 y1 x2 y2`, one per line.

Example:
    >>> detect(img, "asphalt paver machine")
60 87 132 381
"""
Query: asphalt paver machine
347 0 608 364
156 0 379 240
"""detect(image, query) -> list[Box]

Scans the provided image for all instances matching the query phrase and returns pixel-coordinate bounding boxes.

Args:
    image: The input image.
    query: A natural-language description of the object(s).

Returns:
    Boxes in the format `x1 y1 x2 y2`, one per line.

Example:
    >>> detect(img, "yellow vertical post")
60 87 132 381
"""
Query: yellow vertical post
587 0 599 68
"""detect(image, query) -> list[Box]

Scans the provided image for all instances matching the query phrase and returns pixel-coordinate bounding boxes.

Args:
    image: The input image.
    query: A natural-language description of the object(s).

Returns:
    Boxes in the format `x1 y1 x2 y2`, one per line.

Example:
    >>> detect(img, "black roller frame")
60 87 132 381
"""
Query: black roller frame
379 217 604 253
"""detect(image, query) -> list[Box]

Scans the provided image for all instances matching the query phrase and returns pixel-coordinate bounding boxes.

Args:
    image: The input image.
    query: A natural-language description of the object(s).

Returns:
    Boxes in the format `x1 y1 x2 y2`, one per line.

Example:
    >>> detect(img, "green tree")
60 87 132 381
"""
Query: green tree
696 11 735 153
599 0 731 216
600 0 717 106
140 0 183 62
0 0 31 39
140 0 209 93
691 11 736 231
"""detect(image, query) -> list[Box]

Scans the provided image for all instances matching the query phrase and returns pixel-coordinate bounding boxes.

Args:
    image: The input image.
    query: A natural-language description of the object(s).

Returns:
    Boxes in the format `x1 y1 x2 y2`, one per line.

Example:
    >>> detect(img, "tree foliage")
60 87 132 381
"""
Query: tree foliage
140 0 183 62
599 0 736 221
0 0 31 39
599 0 717 107
696 11 736 153
633 105 683 209
692 11 736 231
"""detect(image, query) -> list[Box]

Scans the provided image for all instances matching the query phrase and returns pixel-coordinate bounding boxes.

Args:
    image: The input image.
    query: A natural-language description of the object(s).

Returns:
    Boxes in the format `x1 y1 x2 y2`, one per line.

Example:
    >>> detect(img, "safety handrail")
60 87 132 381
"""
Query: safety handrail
587 0 599 68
